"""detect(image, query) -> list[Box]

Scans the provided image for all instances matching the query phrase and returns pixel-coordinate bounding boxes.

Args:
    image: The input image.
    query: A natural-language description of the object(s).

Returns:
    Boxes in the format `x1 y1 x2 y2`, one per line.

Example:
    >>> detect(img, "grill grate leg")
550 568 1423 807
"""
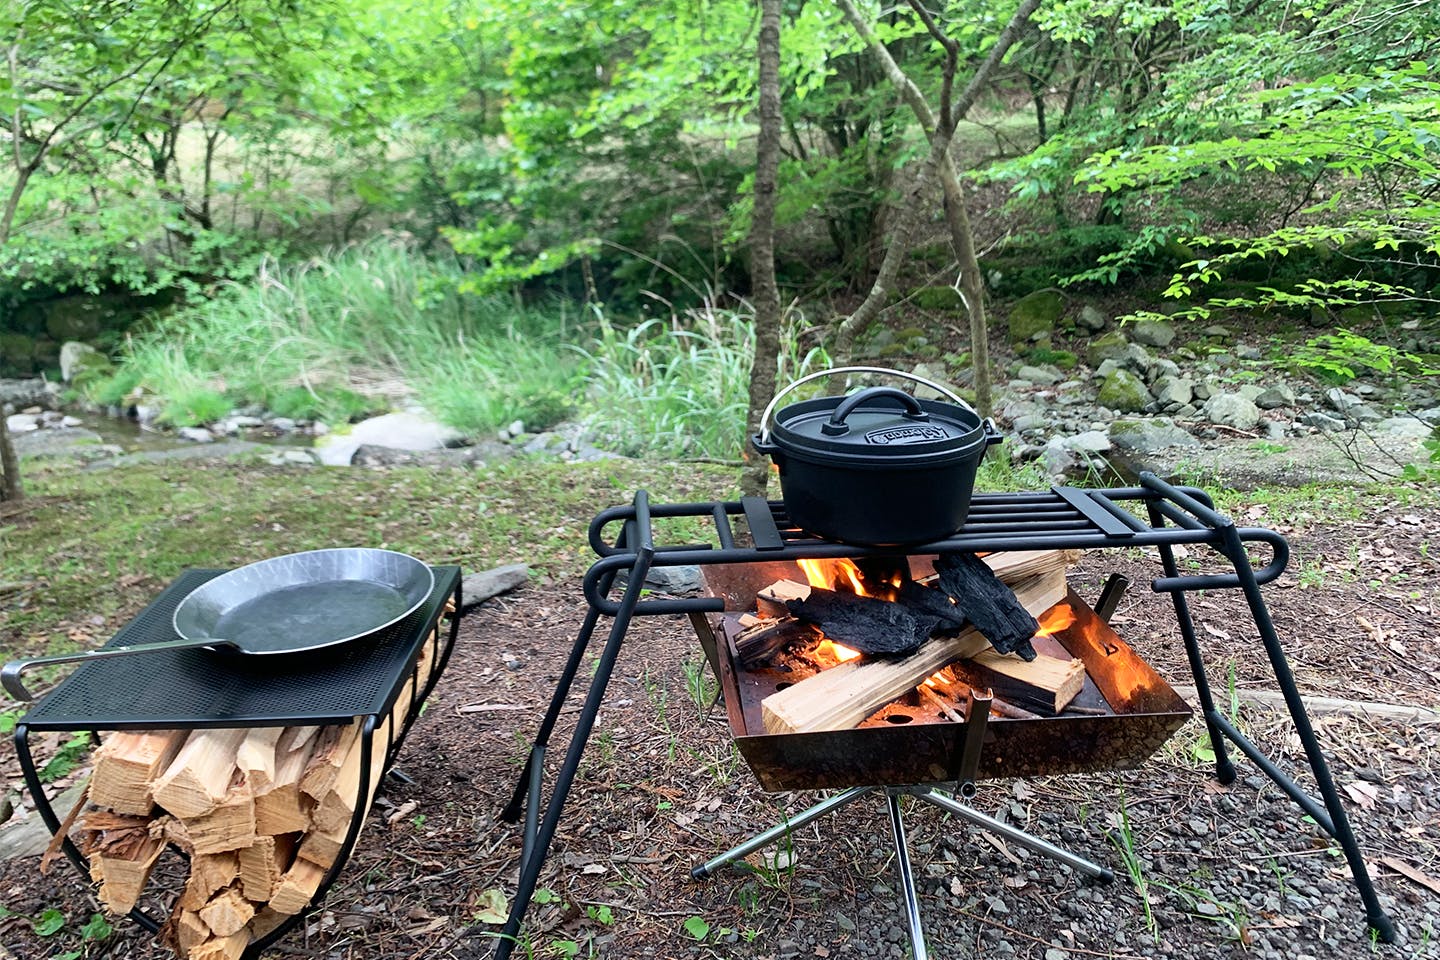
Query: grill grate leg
885 791 929 960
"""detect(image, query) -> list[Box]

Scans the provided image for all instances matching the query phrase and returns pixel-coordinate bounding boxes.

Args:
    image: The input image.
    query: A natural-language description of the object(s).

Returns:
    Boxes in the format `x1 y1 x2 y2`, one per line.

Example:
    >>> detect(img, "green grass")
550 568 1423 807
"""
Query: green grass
578 303 828 459
96 240 583 434
92 241 831 460
0 456 738 670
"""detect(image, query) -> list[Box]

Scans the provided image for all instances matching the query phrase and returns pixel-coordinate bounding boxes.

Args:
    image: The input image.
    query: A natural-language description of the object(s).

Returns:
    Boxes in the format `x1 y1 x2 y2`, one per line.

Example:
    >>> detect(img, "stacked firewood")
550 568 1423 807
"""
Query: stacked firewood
52 622 443 960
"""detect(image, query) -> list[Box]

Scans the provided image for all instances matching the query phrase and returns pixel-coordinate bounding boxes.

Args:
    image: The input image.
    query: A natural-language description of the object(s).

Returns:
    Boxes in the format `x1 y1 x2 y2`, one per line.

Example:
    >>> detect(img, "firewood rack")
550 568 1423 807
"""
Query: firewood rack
494 473 1394 959
10 565 463 958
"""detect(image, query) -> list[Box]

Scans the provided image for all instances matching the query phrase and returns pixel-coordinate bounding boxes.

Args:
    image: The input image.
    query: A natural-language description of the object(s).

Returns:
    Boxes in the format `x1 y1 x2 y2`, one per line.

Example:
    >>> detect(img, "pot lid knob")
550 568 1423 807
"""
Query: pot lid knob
821 386 929 436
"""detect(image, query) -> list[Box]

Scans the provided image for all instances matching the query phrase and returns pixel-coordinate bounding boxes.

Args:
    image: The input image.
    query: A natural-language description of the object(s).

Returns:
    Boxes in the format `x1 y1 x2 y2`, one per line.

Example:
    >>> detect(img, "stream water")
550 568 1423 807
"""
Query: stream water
79 414 314 455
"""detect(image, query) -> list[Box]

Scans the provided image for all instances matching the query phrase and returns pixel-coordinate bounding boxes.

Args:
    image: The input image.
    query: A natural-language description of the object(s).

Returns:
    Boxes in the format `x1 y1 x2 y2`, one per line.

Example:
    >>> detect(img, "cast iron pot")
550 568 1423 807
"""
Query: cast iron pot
752 366 1001 546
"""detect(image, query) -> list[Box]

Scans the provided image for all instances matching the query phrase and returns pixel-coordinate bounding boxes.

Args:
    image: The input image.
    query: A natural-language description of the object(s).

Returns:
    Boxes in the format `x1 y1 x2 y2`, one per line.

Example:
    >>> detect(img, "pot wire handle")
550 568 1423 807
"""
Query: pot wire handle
758 365 976 443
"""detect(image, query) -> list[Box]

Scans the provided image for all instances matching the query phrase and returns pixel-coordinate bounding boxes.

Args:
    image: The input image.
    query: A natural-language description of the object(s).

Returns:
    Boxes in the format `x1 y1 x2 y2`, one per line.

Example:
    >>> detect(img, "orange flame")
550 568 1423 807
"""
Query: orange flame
1034 603 1077 638
796 557 869 595
795 559 868 661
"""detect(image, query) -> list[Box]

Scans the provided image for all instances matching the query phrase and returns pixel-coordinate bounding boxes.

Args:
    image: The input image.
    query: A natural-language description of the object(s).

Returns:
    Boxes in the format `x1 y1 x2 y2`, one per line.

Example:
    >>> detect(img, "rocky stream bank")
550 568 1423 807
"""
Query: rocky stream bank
5 312 1437 486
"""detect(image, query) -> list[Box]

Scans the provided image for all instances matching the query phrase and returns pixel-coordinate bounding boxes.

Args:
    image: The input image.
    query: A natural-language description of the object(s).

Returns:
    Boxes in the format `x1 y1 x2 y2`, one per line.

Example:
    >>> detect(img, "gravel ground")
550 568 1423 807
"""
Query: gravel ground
3 493 1439 960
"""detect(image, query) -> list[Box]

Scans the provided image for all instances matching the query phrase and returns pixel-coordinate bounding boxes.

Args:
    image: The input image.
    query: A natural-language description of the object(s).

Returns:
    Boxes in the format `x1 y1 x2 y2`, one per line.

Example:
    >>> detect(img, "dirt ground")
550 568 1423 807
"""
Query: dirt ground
3 489 1439 960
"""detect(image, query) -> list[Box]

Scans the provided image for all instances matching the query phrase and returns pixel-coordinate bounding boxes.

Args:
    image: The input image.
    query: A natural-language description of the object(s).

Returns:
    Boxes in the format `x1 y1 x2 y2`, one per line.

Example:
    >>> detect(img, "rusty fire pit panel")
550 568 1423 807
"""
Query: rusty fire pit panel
696 563 1191 792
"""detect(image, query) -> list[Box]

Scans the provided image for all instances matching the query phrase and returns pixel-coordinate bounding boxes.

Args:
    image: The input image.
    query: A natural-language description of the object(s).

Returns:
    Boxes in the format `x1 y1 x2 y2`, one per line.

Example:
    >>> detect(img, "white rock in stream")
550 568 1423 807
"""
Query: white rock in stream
314 410 467 466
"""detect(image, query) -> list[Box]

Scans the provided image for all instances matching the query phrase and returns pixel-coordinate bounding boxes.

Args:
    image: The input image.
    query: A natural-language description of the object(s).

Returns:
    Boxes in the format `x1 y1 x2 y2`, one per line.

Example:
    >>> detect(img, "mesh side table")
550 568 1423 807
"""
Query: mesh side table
11 565 462 957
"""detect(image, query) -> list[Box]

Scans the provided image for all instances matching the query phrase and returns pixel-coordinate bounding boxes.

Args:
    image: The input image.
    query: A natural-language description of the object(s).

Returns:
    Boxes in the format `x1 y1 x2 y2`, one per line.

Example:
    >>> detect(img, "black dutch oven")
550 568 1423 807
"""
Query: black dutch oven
753 367 1002 546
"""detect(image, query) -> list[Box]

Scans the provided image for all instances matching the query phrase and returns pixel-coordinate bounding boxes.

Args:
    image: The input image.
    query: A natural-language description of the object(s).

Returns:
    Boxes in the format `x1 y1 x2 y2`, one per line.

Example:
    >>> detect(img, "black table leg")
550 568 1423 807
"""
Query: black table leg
491 545 655 960
1216 524 1395 942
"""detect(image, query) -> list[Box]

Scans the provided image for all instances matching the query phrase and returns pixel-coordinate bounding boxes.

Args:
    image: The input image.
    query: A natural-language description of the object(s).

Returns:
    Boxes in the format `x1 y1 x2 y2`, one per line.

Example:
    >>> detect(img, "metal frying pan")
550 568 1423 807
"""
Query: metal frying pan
2 548 434 701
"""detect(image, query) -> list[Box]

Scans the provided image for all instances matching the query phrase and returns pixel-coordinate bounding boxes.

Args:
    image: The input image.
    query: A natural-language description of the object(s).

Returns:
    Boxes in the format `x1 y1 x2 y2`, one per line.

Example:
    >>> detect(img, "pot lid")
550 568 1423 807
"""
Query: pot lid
769 386 986 463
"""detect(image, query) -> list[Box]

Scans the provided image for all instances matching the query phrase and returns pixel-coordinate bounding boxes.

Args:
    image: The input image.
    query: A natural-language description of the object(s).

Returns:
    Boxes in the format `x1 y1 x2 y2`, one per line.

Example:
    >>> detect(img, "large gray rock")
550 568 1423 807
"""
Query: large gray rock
1085 331 1130 368
59 341 104 382
460 563 530 611
177 426 215 444
1152 377 1194 410
1300 411 1347 432
1325 388 1364 415
1039 438 1077 476
1076 305 1108 332
1255 384 1296 409
0 378 58 411
1061 430 1111 454
1131 319 1176 348
11 426 118 462
1203 393 1261 430
1109 418 1200 454
315 410 468 466
1122 343 1157 376
1097 369 1152 413
1375 416 1435 439
1015 364 1063 386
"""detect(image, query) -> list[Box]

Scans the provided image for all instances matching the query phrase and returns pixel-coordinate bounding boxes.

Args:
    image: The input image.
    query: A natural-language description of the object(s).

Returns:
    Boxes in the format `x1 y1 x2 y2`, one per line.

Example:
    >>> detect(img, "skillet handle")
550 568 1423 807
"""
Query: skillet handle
2 636 228 701
758 365 974 444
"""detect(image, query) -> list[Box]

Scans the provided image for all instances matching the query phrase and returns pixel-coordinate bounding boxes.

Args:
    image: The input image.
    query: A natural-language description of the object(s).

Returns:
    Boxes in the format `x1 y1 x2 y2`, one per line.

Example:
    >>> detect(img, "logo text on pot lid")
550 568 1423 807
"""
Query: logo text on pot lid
863 425 949 445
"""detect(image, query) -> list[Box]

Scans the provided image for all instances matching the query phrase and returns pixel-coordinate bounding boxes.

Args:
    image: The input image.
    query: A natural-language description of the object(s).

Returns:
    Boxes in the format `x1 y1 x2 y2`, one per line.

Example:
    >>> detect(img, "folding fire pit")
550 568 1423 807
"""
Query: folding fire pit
492 475 1395 960
694 566 1191 791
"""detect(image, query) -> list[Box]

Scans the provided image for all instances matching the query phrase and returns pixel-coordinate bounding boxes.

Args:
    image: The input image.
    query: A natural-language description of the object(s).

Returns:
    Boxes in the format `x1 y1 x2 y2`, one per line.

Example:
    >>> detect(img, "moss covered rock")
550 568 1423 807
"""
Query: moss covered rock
1084 331 1130 367
910 286 964 311
1097 369 1152 413
1007 290 1064 342
0 332 37 376
44 296 106 341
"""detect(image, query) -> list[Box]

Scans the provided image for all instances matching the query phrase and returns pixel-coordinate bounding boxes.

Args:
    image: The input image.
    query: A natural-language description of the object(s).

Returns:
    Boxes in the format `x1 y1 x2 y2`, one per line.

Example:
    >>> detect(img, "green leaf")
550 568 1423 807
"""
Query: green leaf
81 912 113 941
682 915 710 941
34 908 66 937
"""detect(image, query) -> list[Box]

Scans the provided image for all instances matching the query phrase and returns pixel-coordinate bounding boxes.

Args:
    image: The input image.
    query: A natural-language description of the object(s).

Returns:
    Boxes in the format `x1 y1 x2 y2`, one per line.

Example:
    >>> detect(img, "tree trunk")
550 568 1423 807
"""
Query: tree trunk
834 0 1040 415
939 171 993 417
0 163 35 247
0 414 22 502
739 0 785 501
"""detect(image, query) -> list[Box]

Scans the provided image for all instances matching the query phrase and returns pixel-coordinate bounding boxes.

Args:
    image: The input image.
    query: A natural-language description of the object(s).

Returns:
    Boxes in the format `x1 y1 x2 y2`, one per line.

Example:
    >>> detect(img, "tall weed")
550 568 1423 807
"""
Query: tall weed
578 303 828 460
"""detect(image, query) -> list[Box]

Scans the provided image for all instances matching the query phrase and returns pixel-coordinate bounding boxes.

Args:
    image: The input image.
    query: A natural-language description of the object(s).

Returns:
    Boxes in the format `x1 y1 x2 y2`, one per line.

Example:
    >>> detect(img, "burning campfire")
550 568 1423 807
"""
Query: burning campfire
695 550 1190 791
736 550 1087 730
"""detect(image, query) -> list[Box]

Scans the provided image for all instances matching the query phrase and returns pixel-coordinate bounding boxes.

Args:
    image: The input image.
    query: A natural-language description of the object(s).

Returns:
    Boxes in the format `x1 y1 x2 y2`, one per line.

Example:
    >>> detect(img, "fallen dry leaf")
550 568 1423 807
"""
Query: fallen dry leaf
472 888 509 925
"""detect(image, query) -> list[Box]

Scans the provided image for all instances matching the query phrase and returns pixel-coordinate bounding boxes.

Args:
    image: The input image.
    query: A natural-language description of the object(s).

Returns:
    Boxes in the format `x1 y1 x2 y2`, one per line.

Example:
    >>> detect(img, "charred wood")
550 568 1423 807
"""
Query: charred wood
934 552 1040 660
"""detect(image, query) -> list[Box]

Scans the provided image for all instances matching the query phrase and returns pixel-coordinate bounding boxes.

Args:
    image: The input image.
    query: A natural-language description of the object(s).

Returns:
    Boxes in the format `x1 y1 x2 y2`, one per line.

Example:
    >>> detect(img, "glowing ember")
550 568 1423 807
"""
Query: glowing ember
825 641 863 662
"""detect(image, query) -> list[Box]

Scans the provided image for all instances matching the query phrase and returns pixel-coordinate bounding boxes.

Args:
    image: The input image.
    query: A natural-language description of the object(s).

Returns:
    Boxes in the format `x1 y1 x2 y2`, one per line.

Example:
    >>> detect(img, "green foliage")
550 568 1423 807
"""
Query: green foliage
682 916 711 941
579 305 828 459
1023 346 1078 370
84 366 145 408
264 386 379 424
110 241 582 433
159 388 231 428
79 913 113 942
39 732 92 783
1290 330 1436 384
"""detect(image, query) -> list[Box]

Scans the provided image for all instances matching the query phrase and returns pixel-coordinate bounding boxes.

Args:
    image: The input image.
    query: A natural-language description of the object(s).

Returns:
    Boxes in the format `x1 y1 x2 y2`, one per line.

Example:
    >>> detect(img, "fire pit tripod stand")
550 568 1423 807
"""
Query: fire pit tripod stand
492 473 1395 958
